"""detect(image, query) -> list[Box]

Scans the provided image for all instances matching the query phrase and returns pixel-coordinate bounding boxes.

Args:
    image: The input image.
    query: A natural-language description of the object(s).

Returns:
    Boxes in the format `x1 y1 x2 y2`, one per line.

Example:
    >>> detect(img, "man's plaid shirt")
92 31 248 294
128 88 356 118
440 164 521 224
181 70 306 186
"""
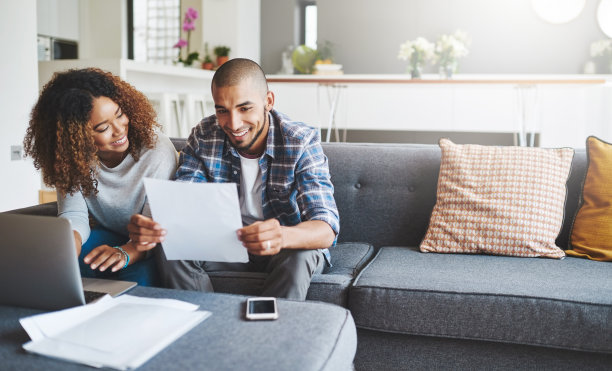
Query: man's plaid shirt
176 109 340 263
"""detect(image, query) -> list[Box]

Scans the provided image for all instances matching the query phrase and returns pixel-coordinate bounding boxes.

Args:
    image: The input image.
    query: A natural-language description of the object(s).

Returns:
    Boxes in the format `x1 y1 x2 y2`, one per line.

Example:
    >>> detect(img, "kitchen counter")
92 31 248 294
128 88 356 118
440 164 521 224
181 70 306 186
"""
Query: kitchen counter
267 73 608 85
266 74 612 147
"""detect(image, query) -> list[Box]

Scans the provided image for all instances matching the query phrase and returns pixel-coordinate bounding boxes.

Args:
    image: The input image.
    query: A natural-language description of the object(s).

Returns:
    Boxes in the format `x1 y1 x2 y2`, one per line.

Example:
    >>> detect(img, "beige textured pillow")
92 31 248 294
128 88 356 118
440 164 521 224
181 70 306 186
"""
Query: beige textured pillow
420 139 573 258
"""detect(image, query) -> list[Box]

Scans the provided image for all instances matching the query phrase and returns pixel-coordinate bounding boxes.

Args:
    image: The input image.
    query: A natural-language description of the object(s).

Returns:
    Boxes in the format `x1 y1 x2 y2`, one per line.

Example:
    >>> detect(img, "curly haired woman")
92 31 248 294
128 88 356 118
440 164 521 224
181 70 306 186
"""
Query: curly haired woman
24 68 177 286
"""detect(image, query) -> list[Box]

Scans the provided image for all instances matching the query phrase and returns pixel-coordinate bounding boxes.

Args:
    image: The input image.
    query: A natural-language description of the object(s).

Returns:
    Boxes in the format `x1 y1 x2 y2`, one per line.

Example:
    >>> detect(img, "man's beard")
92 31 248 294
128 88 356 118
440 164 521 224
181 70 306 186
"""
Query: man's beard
234 109 268 154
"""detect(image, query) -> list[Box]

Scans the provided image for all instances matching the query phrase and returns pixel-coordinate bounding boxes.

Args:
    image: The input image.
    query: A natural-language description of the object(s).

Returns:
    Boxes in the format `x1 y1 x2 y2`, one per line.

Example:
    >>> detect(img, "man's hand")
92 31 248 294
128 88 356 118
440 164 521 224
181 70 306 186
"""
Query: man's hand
237 219 283 256
127 214 166 251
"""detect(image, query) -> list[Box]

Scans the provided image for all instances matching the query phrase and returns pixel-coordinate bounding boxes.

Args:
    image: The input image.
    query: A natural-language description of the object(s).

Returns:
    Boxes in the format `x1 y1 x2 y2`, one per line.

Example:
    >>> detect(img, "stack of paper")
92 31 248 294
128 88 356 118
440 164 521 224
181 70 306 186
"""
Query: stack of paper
20 295 210 370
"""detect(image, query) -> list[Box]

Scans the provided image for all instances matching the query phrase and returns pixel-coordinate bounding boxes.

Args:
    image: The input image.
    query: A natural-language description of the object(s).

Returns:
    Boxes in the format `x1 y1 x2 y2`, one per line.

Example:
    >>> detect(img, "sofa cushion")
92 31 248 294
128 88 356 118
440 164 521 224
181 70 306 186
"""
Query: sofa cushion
5 202 58 217
209 242 374 307
350 246 612 353
567 136 612 261
322 142 441 248
420 139 573 258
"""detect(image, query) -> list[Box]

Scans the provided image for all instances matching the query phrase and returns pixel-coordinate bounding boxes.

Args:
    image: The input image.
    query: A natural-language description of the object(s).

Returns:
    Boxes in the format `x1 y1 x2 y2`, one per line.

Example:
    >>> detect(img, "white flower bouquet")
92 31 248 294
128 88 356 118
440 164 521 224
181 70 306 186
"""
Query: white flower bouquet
435 30 471 78
397 37 435 78
591 39 612 58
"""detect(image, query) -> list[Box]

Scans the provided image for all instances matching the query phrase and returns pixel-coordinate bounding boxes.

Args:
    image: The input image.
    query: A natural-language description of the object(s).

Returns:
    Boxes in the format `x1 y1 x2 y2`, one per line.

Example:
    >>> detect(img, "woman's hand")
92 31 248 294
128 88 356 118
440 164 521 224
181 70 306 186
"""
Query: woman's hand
83 243 143 273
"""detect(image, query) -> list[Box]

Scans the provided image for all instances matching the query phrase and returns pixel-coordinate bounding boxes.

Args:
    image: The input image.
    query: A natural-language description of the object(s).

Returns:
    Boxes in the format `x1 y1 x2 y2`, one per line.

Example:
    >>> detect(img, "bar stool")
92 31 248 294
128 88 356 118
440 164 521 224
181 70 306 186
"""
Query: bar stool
513 84 540 147
181 93 211 134
317 83 348 142
147 93 184 138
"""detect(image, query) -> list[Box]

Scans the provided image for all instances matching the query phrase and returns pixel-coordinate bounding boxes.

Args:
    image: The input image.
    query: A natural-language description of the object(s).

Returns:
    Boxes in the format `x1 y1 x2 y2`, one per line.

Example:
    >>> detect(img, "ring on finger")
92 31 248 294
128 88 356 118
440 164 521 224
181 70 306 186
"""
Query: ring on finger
266 240 271 250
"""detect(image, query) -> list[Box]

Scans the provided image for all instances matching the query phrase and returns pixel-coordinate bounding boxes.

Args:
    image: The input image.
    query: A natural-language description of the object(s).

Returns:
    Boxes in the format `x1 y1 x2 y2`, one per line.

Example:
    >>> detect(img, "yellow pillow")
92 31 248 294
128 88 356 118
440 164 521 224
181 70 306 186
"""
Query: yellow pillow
567 136 612 261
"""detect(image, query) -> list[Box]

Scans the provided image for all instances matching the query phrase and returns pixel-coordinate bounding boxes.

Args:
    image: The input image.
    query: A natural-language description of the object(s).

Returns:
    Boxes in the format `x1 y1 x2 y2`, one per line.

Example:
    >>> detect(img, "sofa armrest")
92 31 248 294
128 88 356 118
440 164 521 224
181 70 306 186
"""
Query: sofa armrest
4 202 58 217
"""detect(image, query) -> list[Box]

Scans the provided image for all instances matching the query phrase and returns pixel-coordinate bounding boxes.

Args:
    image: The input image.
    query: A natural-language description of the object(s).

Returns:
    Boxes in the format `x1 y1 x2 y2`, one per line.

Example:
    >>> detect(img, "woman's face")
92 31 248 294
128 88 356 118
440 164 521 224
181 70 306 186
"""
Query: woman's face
89 96 129 166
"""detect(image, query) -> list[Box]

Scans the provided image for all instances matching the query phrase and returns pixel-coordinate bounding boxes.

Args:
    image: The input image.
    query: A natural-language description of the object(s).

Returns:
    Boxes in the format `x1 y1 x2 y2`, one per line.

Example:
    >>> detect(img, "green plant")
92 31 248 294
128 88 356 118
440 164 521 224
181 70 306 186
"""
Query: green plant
182 51 200 66
214 45 231 57
203 43 213 63
316 40 335 62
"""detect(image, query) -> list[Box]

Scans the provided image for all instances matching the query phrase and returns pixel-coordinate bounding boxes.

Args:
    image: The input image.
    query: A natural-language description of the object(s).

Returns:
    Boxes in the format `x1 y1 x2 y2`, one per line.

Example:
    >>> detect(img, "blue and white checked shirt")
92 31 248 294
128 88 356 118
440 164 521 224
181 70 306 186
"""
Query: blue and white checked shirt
176 109 339 264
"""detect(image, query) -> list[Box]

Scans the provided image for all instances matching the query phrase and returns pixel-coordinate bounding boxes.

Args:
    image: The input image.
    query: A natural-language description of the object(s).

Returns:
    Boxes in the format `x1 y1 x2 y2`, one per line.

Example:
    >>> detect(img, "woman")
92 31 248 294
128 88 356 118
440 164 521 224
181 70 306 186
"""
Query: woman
23 68 177 286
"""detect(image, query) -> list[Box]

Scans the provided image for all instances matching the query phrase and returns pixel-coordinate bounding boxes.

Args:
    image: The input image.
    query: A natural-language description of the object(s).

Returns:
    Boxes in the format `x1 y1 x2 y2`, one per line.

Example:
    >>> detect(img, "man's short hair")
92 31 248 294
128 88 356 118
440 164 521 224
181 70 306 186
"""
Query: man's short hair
211 58 268 97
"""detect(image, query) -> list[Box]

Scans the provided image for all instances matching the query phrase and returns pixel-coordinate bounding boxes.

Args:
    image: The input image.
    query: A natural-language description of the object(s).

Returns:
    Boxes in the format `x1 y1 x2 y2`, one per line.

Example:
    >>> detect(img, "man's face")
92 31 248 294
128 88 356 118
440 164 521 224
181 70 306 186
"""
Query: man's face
213 79 274 156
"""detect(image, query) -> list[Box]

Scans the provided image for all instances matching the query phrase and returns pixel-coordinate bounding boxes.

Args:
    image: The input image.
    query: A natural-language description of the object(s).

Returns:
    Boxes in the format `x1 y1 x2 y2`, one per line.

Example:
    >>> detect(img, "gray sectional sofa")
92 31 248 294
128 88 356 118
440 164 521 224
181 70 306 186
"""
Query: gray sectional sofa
7 139 612 370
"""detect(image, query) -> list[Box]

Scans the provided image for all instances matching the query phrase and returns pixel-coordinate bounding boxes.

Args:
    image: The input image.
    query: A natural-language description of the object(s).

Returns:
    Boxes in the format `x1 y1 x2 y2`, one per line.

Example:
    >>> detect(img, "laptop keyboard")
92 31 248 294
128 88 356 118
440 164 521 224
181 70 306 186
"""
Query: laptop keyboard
83 290 106 303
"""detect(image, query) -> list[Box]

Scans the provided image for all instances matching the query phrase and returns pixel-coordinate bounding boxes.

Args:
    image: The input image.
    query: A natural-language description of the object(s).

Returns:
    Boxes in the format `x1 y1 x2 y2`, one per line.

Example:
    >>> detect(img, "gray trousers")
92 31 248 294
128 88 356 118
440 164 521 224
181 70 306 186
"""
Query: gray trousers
155 247 325 301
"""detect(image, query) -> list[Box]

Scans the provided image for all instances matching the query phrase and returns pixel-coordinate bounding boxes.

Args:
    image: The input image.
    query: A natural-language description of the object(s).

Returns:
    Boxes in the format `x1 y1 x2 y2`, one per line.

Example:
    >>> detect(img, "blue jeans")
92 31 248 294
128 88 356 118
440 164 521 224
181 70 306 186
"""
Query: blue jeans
79 228 159 287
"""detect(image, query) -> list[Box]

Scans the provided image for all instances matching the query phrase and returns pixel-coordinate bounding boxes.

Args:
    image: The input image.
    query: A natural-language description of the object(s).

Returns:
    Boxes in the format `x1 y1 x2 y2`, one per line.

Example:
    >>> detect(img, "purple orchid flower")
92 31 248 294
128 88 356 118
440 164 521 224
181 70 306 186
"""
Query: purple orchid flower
173 39 188 48
183 20 195 31
186 7 198 21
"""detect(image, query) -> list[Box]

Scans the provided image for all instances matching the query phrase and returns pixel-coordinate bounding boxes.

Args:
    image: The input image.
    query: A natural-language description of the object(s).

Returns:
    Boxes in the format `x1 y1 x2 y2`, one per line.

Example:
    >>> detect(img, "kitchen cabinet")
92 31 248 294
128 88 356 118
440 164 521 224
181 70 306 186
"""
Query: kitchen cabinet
36 0 79 40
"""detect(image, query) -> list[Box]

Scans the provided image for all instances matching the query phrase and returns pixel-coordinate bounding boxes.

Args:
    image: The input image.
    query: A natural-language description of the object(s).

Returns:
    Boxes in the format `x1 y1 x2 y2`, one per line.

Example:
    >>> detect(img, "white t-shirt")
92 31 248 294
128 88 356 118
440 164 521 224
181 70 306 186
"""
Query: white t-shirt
239 154 264 226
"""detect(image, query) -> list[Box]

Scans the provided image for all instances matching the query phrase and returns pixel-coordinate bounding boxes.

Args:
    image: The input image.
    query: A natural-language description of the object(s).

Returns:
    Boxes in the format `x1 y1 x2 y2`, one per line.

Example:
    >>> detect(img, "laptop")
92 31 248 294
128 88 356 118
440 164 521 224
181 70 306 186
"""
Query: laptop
0 213 136 311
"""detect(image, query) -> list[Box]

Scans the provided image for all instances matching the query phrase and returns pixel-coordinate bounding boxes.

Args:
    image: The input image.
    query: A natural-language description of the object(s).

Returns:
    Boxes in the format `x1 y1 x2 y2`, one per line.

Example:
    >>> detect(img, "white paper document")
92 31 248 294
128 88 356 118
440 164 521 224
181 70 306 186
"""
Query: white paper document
20 295 210 370
144 178 249 262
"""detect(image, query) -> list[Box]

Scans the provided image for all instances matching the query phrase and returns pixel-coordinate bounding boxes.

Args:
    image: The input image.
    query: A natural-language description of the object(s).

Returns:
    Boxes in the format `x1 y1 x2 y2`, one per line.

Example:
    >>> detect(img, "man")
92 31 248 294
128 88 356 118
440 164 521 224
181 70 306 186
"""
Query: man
128 58 339 300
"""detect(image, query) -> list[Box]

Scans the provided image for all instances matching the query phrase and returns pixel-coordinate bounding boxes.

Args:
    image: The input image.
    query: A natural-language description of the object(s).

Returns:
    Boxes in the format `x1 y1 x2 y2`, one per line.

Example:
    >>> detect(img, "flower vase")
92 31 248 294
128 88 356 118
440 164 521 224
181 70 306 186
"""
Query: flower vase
439 61 456 79
410 64 422 79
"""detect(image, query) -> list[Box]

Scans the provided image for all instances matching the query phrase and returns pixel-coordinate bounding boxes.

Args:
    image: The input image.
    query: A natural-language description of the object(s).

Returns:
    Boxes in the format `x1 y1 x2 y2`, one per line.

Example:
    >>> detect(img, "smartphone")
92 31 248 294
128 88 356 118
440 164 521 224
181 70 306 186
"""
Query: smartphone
245 297 279 320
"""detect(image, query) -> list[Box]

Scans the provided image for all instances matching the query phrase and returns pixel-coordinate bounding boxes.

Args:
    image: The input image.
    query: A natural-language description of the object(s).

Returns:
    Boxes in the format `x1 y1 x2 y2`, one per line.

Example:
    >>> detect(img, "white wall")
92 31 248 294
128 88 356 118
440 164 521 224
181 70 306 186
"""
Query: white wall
79 0 126 59
202 0 260 62
261 0 607 75
260 0 298 74
0 1 41 211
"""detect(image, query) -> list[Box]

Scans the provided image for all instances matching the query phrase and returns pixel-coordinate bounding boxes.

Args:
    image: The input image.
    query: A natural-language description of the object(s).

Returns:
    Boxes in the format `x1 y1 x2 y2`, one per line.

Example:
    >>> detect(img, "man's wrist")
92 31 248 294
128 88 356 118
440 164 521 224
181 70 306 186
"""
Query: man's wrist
279 225 287 250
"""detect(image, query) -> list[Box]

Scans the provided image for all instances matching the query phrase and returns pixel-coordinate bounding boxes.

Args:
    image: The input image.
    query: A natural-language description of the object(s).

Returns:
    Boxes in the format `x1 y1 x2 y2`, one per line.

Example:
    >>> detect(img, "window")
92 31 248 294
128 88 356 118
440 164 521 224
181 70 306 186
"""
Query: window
299 1 317 49
304 4 317 49
129 0 180 64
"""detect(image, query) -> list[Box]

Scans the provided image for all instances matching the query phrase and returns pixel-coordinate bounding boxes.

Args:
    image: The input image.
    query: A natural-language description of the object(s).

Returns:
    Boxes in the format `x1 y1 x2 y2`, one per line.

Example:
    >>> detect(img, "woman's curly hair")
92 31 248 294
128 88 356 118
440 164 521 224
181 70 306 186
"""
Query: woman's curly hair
24 68 160 197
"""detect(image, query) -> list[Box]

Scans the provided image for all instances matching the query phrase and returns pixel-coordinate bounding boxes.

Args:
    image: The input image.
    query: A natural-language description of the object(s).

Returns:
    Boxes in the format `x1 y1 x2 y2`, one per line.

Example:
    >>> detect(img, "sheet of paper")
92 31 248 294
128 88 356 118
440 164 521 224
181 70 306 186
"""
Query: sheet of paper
20 295 210 370
144 178 248 263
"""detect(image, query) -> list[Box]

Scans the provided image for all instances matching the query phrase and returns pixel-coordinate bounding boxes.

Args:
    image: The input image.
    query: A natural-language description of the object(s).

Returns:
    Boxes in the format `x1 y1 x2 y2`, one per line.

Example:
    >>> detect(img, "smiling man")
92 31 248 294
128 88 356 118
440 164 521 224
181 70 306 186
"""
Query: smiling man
128 58 339 300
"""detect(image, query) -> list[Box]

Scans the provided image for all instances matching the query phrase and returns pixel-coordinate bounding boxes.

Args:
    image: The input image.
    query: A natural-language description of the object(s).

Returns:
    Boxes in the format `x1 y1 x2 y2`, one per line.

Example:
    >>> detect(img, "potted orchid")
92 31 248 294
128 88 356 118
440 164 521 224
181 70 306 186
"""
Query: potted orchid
397 37 435 79
434 30 470 79
173 7 199 66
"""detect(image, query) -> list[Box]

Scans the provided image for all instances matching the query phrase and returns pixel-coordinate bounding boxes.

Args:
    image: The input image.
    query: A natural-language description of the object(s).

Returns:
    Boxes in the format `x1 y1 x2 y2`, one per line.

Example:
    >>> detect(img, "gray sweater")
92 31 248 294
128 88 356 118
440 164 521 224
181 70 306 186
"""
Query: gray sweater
58 133 178 244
